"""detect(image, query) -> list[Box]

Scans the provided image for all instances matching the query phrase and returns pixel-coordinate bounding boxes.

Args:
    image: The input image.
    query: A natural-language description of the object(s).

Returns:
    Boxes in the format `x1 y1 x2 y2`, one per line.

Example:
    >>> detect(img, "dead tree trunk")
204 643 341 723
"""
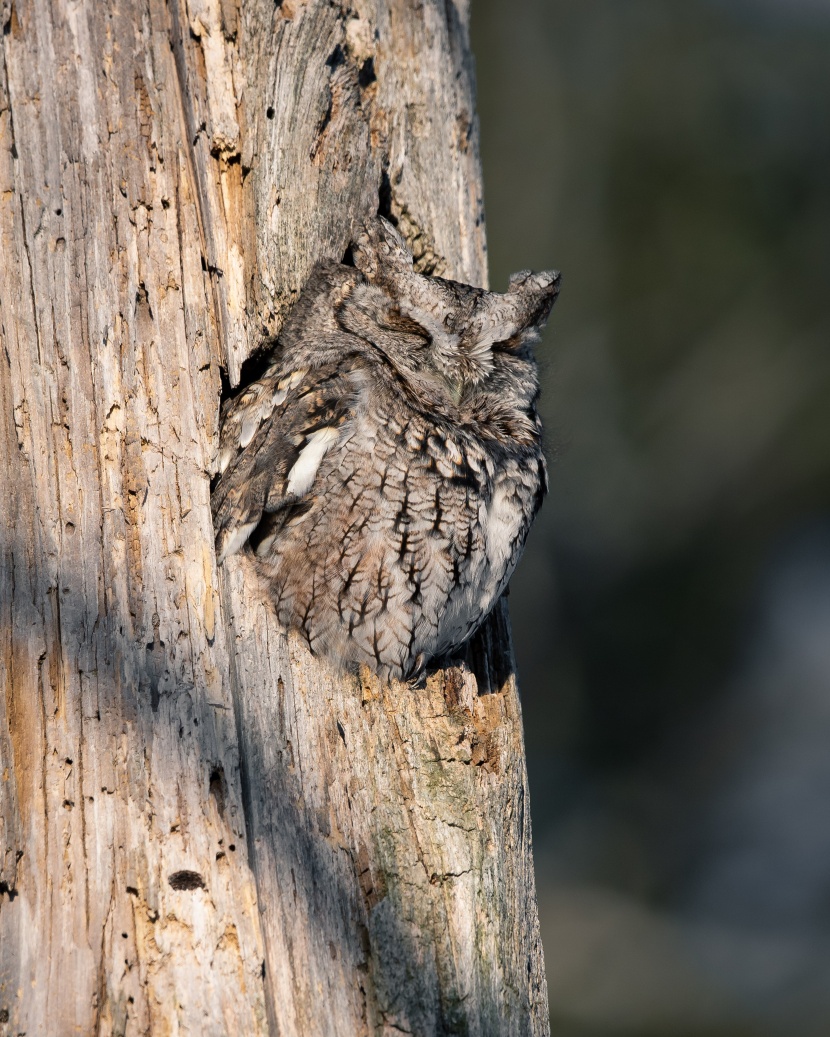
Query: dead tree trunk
0 1 549 1033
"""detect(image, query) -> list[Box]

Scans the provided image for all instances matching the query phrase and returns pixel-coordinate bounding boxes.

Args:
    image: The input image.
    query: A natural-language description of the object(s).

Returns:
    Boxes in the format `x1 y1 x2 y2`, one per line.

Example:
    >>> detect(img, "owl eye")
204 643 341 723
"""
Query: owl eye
385 307 431 341
491 331 537 353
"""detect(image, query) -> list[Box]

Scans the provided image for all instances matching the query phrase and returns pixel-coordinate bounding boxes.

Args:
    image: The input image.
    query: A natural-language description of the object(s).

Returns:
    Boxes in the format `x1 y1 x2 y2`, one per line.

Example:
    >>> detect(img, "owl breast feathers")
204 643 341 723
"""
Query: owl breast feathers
212 217 560 680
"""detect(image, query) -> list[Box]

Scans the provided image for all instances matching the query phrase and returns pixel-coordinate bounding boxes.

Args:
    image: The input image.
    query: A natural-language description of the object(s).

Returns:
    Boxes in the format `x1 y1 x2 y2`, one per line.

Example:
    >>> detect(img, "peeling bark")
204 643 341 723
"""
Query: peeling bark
0 1 548 1033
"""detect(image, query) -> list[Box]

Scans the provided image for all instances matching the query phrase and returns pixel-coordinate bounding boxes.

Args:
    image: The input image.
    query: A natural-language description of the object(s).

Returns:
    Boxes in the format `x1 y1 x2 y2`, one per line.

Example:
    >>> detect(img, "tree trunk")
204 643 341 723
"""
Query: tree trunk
0 1 549 1034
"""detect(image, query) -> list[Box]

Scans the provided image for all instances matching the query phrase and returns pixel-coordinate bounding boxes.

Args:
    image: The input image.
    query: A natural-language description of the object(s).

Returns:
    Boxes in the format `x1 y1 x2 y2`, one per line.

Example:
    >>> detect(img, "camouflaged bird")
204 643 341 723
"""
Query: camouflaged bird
212 217 560 680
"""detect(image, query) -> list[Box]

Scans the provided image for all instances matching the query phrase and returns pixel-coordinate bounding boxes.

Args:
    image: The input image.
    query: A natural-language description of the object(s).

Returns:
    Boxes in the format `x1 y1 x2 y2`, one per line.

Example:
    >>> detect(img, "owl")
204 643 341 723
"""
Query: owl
212 217 560 680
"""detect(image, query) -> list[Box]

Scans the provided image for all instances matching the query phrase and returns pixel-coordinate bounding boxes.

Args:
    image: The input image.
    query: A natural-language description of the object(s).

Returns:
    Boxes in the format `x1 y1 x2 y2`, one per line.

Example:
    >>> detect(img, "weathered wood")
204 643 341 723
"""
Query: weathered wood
0 1 548 1033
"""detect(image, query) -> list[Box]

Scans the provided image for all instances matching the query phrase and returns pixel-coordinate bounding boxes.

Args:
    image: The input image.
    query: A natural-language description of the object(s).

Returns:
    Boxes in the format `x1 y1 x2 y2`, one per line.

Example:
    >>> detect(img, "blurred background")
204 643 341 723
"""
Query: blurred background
470 1 830 1034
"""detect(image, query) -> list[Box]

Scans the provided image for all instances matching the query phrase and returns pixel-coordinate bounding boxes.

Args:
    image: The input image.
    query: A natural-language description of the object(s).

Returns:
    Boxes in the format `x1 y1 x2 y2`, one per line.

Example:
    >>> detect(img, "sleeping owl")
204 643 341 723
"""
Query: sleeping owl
212 217 559 680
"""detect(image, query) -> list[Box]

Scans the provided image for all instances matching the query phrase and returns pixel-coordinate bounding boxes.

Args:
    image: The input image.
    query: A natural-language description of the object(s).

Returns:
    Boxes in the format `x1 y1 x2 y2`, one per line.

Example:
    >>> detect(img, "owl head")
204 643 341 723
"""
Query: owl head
341 217 560 400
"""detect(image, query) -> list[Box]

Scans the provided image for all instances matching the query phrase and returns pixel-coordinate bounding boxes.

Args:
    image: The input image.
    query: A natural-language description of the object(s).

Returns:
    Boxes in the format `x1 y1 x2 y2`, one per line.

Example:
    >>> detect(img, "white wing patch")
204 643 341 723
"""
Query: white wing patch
285 426 341 498
217 519 259 563
238 410 264 450
279 369 307 391
485 482 521 574
217 443 237 475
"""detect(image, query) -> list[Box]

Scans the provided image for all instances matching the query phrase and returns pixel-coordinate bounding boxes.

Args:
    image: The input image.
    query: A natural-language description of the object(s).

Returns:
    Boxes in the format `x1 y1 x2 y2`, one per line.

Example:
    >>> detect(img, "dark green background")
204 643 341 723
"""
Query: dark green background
472 1 830 1033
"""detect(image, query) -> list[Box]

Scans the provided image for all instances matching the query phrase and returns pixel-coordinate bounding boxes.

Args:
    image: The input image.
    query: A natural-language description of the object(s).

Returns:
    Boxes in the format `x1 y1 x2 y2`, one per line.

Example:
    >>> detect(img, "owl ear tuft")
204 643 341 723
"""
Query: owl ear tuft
508 269 561 296
352 216 413 282
470 271 561 351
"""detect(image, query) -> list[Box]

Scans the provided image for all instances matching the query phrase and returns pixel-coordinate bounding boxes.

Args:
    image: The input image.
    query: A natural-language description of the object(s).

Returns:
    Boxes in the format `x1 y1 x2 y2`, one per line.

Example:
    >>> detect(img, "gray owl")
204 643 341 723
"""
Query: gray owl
212 218 559 680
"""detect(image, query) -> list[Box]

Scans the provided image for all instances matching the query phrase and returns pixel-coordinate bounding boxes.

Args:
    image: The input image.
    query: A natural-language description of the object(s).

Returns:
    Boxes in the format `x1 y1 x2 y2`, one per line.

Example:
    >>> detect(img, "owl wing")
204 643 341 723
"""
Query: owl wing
212 360 356 563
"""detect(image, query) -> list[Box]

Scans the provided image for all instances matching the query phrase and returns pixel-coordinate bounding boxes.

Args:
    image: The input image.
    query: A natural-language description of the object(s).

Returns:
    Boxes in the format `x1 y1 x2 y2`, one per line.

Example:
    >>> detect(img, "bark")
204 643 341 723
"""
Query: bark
0 1 549 1034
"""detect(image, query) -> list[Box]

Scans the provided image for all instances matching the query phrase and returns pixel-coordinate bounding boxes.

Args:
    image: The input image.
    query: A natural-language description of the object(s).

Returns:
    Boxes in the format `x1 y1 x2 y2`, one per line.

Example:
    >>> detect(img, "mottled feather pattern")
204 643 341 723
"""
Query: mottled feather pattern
212 217 559 680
